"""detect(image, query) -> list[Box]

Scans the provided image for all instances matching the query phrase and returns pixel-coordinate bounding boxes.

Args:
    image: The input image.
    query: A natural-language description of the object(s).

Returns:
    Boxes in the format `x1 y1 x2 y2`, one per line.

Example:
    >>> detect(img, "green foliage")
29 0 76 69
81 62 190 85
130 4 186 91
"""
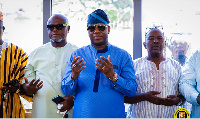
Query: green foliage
121 11 131 22
52 0 133 28
107 10 117 23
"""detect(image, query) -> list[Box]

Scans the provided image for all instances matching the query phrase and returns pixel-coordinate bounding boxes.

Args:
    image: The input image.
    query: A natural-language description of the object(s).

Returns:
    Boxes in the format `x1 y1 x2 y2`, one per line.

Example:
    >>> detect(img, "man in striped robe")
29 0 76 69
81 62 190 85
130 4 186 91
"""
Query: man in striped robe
0 18 42 118
125 27 185 118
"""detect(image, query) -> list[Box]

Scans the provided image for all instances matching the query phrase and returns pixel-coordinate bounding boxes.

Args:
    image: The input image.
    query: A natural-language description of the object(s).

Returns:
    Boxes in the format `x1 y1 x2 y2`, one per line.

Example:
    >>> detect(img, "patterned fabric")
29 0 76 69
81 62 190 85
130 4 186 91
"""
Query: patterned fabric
87 9 110 26
25 42 78 118
0 45 2 56
61 43 137 118
0 42 31 118
127 57 181 118
179 49 200 118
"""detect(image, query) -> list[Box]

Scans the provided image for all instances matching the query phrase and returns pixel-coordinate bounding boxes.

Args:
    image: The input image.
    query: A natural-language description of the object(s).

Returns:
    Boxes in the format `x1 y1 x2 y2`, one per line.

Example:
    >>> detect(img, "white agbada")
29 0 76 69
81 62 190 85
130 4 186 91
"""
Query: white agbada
25 42 78 118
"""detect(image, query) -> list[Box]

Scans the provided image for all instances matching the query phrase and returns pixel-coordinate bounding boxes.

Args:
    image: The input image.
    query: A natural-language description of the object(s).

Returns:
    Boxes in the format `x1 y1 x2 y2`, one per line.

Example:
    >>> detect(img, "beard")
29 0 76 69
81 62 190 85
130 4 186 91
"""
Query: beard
91 39 107 46
151 52 160 58
50 37 64 43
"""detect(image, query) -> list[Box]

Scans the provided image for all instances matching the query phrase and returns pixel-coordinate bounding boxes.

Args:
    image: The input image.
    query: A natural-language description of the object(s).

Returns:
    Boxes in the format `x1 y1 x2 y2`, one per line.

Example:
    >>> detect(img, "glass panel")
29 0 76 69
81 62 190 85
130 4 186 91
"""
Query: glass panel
52 0 134 57
1 0 43 54
142 0 200 58
142 0 199 113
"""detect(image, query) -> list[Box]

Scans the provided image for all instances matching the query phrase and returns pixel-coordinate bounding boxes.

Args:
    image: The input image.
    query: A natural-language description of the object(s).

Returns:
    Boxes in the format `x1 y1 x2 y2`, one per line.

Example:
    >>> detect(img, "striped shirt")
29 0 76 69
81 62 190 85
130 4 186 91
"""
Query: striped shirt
127 57 181 118
0 42 32 118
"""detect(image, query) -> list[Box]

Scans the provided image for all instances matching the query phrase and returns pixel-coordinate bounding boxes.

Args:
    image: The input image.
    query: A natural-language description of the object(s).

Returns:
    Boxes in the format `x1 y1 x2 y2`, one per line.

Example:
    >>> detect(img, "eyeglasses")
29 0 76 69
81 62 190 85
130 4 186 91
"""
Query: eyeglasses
47 24 68 31
87 24 108 32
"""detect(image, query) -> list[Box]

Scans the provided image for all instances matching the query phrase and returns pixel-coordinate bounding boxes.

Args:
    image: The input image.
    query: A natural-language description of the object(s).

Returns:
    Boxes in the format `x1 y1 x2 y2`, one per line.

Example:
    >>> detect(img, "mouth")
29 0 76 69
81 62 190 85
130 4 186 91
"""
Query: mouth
93 35 103 40
51 34 62 40
152 46 160 50
52 34 59 36
51 34 61 39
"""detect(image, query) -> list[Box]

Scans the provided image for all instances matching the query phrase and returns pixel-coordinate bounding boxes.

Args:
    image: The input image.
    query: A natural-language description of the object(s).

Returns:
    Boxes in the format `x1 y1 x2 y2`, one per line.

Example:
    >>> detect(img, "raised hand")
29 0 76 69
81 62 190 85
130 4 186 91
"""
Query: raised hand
71 55 86 80
22 77 43 96
95 55 115 81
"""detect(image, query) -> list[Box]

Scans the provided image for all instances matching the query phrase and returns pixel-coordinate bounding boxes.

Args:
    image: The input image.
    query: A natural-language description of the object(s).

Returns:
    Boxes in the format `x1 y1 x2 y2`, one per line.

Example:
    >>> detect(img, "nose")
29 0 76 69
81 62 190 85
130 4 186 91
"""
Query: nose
52 27 58 31
94 26 100 33
153 38 159 43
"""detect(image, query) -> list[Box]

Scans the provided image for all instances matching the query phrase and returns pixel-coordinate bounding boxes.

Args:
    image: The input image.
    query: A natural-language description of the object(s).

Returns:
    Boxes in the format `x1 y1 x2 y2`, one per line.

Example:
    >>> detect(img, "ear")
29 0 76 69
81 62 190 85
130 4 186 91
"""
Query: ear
164 41 166 48
108 26 110 34
186 44 189 50
67 25 70 33
166 41 170 49
143 42 147 49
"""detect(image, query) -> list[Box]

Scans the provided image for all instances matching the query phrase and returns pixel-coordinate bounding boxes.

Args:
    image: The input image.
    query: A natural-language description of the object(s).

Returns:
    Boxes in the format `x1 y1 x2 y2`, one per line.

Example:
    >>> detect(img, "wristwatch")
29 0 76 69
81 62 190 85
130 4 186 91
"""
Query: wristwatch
15 84 21 94
15 89 20 93
176 98 183 106
110 72 118 82
198 93 200 98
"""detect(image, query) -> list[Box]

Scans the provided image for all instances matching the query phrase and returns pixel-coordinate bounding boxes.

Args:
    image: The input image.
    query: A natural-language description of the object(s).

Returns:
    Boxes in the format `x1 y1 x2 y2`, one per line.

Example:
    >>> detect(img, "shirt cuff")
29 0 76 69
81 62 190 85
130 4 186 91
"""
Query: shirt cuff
70 77 78 86
191 92 199 105
112 75 122 88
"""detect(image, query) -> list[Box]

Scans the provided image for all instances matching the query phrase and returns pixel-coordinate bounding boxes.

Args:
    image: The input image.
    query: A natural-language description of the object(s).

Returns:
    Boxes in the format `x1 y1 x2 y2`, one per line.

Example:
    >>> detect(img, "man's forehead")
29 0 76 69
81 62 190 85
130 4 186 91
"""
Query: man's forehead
149 35 163 37
148 34 164 38
48 16 66 24
150 29 162 34
148 32 164 37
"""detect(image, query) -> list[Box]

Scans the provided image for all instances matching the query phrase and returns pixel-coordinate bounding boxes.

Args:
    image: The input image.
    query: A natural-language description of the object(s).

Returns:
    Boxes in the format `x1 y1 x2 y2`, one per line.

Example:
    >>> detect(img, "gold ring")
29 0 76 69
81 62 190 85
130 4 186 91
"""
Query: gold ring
102 66 106 71
72 64 77 68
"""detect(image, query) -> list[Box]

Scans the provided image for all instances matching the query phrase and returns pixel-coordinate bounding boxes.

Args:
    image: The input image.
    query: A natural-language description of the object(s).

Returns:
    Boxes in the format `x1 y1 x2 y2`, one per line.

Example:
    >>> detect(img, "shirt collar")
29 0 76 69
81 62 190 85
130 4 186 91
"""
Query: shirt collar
49 42 69 49
2 41 8 50
145 56 169 65
89 43 111 54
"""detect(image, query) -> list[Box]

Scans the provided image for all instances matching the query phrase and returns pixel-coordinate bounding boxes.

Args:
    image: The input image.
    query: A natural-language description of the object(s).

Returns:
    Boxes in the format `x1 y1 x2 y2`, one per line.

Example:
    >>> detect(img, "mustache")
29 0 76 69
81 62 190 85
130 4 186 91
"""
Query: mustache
151 45 160 49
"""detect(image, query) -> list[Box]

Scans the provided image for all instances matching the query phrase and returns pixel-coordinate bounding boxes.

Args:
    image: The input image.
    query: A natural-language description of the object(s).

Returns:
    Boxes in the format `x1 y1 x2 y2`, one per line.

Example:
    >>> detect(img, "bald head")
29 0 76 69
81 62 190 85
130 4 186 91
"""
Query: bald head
47 14 70 47
47 14 69 25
